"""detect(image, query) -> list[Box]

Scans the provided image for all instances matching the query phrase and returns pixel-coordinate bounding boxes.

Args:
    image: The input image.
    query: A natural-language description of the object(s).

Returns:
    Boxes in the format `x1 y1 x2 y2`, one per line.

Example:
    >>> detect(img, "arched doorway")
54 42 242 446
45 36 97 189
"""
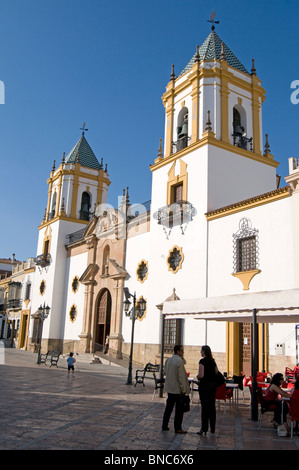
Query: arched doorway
95 289 111 351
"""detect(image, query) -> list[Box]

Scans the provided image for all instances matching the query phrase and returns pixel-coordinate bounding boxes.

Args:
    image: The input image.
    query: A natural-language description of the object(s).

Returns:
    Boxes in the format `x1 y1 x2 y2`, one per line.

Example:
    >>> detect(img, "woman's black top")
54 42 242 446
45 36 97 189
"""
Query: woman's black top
199 357 217 384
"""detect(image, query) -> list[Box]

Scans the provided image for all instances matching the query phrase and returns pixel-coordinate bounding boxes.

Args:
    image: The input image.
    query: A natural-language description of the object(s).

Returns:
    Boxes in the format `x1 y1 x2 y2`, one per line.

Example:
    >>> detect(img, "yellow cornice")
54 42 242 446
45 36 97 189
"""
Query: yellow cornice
150 133 279 172
47 165 110 185
205 186 290 221
39 216 89 230
24 267 35 274
162 60 265 105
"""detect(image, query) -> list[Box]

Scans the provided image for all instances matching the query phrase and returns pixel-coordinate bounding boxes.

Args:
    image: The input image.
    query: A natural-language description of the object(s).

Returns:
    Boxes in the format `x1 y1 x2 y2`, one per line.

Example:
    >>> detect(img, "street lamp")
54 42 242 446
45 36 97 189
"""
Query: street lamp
123 288 146 385
36 303 51 365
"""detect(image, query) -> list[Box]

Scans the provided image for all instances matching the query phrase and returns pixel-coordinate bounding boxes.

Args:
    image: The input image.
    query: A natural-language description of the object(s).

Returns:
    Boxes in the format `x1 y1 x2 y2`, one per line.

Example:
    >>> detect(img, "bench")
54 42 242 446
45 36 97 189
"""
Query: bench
40 351 49 365
49 352 61 368
135 363 160 387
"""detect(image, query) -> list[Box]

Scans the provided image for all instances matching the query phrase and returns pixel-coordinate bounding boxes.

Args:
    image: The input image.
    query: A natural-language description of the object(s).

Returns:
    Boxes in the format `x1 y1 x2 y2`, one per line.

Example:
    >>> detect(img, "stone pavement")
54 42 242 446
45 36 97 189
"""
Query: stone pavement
0 348 298 457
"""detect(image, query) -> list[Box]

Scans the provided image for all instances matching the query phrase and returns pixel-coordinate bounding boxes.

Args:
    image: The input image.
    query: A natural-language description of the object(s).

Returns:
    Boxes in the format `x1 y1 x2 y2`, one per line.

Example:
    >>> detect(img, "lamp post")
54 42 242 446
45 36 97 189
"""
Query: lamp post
123 289 146 385
36 303 51 365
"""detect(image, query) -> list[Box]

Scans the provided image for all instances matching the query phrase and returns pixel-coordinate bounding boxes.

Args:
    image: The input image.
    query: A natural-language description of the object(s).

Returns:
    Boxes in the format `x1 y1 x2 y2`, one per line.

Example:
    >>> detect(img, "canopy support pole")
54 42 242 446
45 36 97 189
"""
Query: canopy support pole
251 308 258 420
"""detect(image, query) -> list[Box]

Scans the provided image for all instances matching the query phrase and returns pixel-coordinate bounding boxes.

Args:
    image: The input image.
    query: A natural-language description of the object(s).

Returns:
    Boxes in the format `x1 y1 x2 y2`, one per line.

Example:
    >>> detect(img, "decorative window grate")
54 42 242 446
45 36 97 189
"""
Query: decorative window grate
164 319 182 353
167 246 184 274
69 305 77 323
72 276 79 293
136 260 148 283
233 218 259 273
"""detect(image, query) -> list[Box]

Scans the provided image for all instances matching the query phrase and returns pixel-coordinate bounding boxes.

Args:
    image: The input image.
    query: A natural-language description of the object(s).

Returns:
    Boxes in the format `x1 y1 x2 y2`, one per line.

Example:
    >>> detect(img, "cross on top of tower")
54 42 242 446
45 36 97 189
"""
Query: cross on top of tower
207 11 220 30
80 122 88 136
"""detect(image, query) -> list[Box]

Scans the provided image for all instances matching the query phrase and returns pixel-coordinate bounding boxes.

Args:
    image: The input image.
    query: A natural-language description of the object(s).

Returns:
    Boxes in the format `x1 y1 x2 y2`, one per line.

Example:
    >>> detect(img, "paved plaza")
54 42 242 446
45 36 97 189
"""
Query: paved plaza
0 348 298 457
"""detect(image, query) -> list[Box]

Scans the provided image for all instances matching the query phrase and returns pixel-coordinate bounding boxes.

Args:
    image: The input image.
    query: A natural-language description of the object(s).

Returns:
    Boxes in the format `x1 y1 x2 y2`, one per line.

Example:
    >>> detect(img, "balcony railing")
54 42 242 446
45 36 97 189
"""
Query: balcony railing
34 253 50 268
7 299 22 309
232 132 253 151
153 201 196 228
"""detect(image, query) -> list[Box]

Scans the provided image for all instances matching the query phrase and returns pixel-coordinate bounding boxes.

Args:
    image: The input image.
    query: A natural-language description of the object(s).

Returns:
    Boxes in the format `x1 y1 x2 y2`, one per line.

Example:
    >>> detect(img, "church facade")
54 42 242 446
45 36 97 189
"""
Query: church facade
26 28 299 376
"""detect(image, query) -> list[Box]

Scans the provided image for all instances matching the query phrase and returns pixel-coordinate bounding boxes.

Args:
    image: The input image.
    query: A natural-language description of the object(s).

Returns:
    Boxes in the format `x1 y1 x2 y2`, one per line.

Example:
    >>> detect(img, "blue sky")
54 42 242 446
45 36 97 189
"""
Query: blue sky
1 0 299 261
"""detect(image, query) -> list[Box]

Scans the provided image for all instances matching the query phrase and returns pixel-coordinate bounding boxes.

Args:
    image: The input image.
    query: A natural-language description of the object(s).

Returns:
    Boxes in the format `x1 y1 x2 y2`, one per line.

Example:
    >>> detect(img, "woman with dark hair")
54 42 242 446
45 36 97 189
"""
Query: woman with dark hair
196 345 219 435
264 373 291 426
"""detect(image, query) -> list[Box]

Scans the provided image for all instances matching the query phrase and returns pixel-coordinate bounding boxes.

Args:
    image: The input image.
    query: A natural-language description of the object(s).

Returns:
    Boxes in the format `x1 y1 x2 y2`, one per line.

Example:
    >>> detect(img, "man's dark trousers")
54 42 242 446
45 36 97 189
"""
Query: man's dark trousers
162 393 184 431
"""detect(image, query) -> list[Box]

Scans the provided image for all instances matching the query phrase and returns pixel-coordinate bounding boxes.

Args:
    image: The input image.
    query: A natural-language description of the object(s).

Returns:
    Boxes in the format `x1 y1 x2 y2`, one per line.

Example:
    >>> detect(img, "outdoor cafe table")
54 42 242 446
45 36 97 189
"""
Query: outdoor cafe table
188 378 239 405
225 383 239 404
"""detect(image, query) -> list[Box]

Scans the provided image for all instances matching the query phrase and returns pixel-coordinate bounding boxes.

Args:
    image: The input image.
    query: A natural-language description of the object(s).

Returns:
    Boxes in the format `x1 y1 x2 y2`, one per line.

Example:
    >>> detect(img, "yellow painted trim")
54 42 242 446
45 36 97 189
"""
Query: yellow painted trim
226 322 241 376
136 260 148 284
166 159 188 205
136 296 147 321
150 132 279 173
220 61 230 143
69 304 77 323
71 276 80 293
39 279 46 296
189 62 200 145
162 60 265 107
167 245 184 274
251 75 262 155
162 81 175 158
39 215 89 230
258 323 269 372
206 186 290 221
42 226 51 259
55 174 63 218
232 269 261 290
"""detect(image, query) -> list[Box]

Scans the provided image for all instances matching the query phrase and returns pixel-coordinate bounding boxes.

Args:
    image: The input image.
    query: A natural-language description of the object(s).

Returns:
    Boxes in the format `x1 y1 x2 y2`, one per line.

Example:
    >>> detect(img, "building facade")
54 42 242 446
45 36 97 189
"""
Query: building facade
25 27 299 376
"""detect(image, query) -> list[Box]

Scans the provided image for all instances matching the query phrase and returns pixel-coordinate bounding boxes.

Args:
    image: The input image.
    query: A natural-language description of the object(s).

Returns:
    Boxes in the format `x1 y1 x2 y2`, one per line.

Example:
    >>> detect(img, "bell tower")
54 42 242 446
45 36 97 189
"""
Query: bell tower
152 26 279 213
30 128 110 352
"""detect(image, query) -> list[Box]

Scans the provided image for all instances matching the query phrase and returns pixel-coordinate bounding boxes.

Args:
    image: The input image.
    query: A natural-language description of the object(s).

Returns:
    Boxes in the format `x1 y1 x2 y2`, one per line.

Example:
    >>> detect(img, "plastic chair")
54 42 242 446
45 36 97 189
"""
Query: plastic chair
257 388 277 429
216 383 233 415
285 367 295 383
289 397 299 438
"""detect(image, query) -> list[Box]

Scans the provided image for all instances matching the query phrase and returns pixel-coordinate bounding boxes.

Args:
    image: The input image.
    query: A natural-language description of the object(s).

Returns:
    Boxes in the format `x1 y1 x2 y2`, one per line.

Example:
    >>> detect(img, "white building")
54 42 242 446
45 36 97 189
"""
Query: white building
27 27 299 377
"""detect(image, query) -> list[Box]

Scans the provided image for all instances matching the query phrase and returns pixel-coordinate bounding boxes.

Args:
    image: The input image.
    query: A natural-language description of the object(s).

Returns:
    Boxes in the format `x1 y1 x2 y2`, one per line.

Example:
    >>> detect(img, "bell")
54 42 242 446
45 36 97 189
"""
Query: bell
234 124 242 135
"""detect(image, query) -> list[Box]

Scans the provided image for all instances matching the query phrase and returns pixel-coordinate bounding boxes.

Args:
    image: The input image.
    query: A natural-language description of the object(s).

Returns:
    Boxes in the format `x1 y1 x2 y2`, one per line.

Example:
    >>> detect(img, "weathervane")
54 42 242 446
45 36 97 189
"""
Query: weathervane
207 11 219 30
80 122 88 136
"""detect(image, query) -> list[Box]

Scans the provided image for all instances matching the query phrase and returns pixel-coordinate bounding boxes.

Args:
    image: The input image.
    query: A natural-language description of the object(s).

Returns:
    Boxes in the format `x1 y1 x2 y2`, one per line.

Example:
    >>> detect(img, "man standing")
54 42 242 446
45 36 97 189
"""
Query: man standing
162 345 190 434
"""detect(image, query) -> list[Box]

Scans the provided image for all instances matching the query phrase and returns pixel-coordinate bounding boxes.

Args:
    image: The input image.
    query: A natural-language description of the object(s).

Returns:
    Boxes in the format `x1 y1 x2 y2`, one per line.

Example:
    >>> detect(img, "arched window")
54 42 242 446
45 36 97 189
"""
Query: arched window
176 107 189 151
80 191 91 220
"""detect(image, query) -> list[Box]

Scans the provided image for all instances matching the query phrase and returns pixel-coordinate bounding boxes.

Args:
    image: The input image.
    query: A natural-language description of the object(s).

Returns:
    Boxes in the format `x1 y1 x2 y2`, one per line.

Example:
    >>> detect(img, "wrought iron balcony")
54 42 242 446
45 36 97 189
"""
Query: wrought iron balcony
7 299 22 309
153 201 196 229
232 132 253 151
172 135 190 154
34 253 50 267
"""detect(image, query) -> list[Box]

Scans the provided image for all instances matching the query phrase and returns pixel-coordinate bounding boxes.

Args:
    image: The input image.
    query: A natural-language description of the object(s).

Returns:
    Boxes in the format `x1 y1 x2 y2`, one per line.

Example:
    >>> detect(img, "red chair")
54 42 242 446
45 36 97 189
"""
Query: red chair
216 383 233 415
257 388 277 430
289 397 299 438
294 366 299 381
285 367 295 383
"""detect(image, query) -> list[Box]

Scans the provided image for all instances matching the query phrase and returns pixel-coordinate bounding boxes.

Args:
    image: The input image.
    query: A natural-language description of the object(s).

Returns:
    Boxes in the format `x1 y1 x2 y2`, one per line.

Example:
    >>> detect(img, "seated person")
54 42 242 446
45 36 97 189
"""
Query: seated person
264 373 291 426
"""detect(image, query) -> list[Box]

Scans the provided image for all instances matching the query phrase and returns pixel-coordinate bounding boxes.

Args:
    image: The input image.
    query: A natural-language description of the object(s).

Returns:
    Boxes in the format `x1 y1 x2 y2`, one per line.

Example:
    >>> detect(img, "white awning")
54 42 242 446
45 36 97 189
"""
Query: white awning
162 289 299 323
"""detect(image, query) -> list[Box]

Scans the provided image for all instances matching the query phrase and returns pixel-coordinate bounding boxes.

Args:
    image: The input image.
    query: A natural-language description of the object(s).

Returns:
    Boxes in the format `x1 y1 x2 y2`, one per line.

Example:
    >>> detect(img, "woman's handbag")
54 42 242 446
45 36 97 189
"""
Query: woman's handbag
215 371 225 387
180 394 190 412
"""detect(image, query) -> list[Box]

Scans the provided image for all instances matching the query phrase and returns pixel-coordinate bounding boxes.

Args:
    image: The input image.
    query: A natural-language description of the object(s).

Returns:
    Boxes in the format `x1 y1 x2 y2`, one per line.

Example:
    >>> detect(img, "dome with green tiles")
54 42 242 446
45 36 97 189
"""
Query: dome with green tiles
65 133 101 170
179 30 249 76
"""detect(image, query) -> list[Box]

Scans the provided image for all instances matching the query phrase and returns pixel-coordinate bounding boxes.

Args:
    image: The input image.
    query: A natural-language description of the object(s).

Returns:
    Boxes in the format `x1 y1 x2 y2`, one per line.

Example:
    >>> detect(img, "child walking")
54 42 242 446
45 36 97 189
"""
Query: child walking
67 352 76 377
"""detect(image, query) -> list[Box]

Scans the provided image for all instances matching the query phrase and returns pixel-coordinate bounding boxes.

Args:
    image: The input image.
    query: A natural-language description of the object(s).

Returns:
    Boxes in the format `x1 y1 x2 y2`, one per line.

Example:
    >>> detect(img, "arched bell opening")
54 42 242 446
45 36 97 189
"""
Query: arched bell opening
79 191 91 220
176 107 189 151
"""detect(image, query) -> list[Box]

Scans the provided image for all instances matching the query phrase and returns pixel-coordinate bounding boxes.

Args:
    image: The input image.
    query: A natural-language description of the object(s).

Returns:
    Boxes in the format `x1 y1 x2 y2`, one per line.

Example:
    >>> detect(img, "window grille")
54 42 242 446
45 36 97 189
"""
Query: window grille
164 319 182 353
233 218 259 272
